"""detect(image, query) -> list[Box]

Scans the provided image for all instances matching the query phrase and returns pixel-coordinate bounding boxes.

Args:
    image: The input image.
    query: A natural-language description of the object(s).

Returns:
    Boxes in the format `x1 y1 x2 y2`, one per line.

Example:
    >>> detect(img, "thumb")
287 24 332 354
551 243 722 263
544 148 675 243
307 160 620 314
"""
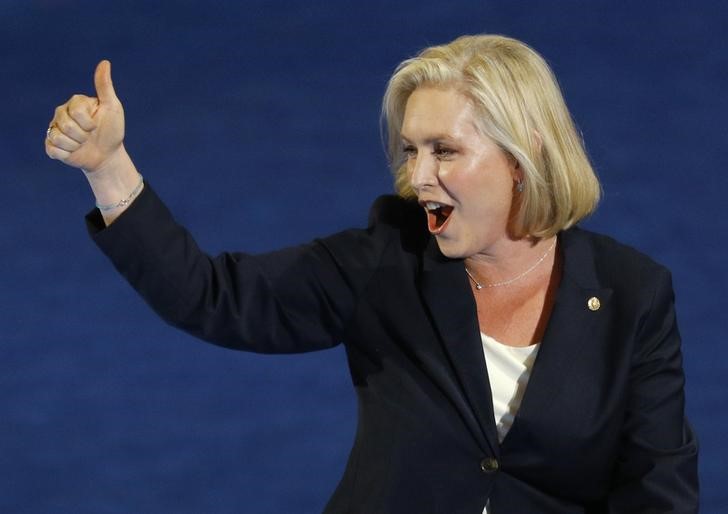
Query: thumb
94 60 118 104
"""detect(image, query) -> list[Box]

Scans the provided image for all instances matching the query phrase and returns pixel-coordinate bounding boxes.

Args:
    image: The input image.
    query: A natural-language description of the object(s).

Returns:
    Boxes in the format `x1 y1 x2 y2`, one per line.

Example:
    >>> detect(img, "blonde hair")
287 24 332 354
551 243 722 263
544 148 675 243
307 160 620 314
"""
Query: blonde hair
382 34 600 238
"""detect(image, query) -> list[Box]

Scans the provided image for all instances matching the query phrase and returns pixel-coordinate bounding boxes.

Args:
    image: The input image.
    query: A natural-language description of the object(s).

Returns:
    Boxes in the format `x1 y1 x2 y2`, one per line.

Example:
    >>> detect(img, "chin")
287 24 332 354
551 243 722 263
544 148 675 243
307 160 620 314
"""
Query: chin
434 237 468 259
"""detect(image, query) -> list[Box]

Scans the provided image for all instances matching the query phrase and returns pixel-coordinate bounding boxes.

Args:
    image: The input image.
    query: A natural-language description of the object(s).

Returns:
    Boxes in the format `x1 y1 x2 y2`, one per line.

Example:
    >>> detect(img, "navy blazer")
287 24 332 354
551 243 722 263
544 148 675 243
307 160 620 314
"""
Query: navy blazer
88 184 699 513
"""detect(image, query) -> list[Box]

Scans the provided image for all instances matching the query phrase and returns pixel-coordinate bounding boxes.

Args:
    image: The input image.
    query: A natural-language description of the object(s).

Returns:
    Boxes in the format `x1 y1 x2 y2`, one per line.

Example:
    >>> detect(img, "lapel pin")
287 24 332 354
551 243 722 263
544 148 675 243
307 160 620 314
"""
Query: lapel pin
587 297 601 311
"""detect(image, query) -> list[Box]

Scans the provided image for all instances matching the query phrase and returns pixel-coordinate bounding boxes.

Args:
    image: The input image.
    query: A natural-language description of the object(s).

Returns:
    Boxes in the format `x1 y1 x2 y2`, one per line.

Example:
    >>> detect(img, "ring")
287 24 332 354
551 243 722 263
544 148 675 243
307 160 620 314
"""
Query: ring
46 125 54 140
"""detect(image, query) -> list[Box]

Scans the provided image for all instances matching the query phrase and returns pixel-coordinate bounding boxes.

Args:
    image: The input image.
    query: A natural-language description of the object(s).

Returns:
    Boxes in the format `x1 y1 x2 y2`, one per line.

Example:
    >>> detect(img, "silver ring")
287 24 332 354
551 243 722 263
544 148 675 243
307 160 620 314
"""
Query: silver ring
46 125 53 140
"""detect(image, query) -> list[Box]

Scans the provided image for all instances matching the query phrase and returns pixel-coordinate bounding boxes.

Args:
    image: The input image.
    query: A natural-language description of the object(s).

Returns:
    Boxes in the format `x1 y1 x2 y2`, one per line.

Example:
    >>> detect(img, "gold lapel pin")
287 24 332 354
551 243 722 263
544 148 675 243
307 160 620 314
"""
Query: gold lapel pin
587 297 601 311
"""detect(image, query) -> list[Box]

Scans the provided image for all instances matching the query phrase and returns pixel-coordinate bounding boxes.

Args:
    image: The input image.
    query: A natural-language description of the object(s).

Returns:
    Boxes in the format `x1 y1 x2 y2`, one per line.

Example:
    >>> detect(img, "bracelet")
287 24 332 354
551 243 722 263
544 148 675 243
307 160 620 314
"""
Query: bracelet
96 174 144 211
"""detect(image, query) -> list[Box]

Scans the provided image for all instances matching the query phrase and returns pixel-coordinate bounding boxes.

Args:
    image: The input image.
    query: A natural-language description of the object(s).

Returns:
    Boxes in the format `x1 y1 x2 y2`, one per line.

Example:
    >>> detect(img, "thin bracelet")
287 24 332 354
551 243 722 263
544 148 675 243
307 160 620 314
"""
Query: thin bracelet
95 174 144 211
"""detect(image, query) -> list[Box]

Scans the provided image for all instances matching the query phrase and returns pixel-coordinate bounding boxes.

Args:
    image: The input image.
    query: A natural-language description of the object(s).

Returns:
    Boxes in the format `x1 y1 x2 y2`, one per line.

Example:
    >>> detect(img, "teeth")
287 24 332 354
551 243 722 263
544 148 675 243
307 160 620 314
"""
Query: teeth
425 201 442 211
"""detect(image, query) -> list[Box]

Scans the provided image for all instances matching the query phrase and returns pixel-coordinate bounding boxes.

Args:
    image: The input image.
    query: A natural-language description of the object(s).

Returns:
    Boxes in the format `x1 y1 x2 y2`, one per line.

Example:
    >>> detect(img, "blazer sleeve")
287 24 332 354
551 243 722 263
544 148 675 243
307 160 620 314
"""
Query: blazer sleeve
607 267 699 513
86 182 387 353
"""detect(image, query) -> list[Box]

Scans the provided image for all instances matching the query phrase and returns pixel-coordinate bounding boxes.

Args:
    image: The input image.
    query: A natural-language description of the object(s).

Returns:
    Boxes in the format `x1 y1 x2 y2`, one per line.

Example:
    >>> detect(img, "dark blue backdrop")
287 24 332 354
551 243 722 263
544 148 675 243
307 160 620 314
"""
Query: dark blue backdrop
2 1 726 512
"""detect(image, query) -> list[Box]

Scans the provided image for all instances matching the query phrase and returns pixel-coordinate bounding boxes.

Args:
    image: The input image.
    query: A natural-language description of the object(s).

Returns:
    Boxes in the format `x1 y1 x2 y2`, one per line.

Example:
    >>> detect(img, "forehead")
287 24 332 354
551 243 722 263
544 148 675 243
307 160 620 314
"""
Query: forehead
401 87 479 140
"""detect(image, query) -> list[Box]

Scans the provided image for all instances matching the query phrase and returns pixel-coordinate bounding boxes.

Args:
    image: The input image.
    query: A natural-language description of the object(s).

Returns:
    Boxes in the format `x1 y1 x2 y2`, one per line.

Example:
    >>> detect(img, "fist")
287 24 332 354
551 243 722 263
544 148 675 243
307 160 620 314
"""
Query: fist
45 60 125 173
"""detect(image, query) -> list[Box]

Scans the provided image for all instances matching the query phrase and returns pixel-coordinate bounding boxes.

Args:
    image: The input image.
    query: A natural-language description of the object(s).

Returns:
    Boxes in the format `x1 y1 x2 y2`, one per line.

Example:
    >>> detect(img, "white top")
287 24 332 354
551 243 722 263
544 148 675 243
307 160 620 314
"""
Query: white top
480 332 540 514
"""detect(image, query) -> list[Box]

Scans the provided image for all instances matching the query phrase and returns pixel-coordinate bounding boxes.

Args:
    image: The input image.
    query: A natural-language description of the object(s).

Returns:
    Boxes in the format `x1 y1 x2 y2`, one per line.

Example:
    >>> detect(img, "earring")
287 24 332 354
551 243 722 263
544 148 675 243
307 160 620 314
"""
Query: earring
516 179 524 193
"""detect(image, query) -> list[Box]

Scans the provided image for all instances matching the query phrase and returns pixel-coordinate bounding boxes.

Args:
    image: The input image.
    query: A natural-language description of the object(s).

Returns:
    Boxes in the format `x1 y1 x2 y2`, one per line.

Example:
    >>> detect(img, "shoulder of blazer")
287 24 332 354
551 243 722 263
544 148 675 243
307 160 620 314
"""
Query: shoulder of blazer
560 226 672 299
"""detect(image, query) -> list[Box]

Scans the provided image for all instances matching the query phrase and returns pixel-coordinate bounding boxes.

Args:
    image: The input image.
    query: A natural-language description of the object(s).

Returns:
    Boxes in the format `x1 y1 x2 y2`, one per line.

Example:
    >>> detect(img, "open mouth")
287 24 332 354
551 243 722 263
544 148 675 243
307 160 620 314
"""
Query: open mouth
423 201 454 234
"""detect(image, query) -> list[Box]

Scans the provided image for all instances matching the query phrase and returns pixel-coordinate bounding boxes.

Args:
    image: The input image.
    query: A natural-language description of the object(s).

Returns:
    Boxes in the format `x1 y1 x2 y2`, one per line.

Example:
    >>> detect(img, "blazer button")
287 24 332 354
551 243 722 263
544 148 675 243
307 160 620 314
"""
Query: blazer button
480 457 499 473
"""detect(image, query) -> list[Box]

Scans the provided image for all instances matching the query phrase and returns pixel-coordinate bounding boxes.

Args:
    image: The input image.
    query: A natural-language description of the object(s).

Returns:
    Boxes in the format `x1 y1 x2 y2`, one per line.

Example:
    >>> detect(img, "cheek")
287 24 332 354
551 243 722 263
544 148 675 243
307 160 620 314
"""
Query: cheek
402 162 417 189
468 179 514 220
435 163 457 186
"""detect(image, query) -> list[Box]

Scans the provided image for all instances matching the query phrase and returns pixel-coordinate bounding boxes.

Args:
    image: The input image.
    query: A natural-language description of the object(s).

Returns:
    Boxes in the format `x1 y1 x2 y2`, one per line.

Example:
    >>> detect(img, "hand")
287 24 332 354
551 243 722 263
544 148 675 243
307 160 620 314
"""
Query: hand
45 60 125 173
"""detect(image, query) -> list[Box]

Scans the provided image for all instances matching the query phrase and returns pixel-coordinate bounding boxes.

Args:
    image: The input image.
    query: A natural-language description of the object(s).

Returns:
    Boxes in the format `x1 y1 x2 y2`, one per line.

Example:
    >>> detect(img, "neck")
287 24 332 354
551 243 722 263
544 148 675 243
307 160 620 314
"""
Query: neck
465 236 557 289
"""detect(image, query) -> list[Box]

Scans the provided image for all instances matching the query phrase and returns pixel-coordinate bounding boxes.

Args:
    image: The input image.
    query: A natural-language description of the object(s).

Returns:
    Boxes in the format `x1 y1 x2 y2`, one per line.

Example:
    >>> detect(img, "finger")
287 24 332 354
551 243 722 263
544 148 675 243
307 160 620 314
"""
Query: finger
47 126 82 152
52 109 88 145
93 60 118 105
45 138 71 161
67 94 98 131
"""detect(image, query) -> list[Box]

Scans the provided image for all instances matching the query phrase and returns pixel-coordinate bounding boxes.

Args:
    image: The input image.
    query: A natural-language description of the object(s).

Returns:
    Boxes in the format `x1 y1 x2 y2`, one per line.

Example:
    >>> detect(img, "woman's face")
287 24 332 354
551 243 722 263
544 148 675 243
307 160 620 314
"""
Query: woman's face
401 87 520 259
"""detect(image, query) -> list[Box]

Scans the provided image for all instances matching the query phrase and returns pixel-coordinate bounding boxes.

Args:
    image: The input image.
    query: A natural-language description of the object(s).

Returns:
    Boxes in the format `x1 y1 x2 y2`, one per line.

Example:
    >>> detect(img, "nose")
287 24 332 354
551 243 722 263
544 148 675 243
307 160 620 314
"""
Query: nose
409 153 438 193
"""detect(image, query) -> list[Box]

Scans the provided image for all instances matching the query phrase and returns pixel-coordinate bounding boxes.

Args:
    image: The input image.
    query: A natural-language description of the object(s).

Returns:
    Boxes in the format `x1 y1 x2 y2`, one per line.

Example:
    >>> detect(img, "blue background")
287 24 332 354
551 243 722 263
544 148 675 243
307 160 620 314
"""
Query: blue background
2 0 726 512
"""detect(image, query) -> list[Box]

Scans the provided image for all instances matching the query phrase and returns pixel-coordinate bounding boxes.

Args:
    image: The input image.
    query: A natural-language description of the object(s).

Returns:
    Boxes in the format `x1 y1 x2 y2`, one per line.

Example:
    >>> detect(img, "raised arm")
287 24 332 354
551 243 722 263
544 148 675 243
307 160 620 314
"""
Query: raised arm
44 61 393 352
45 60 141 225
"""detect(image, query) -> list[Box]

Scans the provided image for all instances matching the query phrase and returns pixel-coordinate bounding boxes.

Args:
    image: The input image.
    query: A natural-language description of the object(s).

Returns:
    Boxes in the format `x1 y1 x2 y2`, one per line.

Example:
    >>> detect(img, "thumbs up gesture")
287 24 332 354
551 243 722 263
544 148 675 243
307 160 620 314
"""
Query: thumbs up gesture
46 60 125 173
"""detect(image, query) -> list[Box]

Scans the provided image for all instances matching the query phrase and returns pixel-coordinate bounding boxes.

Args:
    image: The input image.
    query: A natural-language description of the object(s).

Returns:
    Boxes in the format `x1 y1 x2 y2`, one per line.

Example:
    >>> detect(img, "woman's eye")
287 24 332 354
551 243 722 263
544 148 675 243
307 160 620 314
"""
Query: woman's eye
402 145 417 158
434 146 455 159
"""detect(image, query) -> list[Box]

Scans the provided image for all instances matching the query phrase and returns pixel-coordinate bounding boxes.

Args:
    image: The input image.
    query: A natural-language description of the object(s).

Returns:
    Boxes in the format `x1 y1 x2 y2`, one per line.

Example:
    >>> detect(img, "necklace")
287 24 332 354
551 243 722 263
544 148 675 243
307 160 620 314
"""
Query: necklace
465 238 557 290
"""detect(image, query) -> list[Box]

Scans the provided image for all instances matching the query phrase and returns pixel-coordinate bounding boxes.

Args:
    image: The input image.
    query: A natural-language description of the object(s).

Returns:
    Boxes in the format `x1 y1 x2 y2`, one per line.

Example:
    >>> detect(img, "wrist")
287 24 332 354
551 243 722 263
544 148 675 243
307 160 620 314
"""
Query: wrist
82 144 132 181
83 145 143 223
95 173 144 211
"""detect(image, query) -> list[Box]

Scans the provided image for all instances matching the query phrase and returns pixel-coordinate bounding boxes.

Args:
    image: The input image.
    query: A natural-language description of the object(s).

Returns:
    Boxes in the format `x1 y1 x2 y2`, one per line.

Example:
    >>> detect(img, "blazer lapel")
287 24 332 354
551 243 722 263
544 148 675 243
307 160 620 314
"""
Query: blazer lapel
420 238 500 455
501 228 613 447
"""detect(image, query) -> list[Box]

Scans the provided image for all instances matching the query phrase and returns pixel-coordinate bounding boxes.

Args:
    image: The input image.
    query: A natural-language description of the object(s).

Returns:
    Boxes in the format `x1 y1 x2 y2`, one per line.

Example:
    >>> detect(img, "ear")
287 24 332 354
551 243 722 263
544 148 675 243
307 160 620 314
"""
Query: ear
507 152 523 183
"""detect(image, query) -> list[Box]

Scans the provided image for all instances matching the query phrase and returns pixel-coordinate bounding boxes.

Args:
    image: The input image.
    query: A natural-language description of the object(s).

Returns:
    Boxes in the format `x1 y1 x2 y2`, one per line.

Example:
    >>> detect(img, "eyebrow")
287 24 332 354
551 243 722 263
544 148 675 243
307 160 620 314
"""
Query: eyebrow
400 133 456 145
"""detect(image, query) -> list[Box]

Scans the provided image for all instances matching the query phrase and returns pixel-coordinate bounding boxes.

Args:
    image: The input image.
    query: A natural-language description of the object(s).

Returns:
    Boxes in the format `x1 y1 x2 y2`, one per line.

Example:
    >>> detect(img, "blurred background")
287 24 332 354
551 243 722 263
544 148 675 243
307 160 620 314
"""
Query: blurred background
2 0 726 512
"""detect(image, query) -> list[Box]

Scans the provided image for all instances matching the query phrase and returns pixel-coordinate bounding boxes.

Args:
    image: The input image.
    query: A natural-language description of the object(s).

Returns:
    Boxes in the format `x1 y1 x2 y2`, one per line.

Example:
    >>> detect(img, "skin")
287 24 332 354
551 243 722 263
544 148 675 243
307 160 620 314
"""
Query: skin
45 61 140 225
402 87 559 346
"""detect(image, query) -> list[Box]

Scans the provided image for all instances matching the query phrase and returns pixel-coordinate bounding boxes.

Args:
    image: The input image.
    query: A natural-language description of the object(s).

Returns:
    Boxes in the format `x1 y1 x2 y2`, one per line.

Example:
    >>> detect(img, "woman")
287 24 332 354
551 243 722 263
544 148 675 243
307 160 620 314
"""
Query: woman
45 35 698 513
